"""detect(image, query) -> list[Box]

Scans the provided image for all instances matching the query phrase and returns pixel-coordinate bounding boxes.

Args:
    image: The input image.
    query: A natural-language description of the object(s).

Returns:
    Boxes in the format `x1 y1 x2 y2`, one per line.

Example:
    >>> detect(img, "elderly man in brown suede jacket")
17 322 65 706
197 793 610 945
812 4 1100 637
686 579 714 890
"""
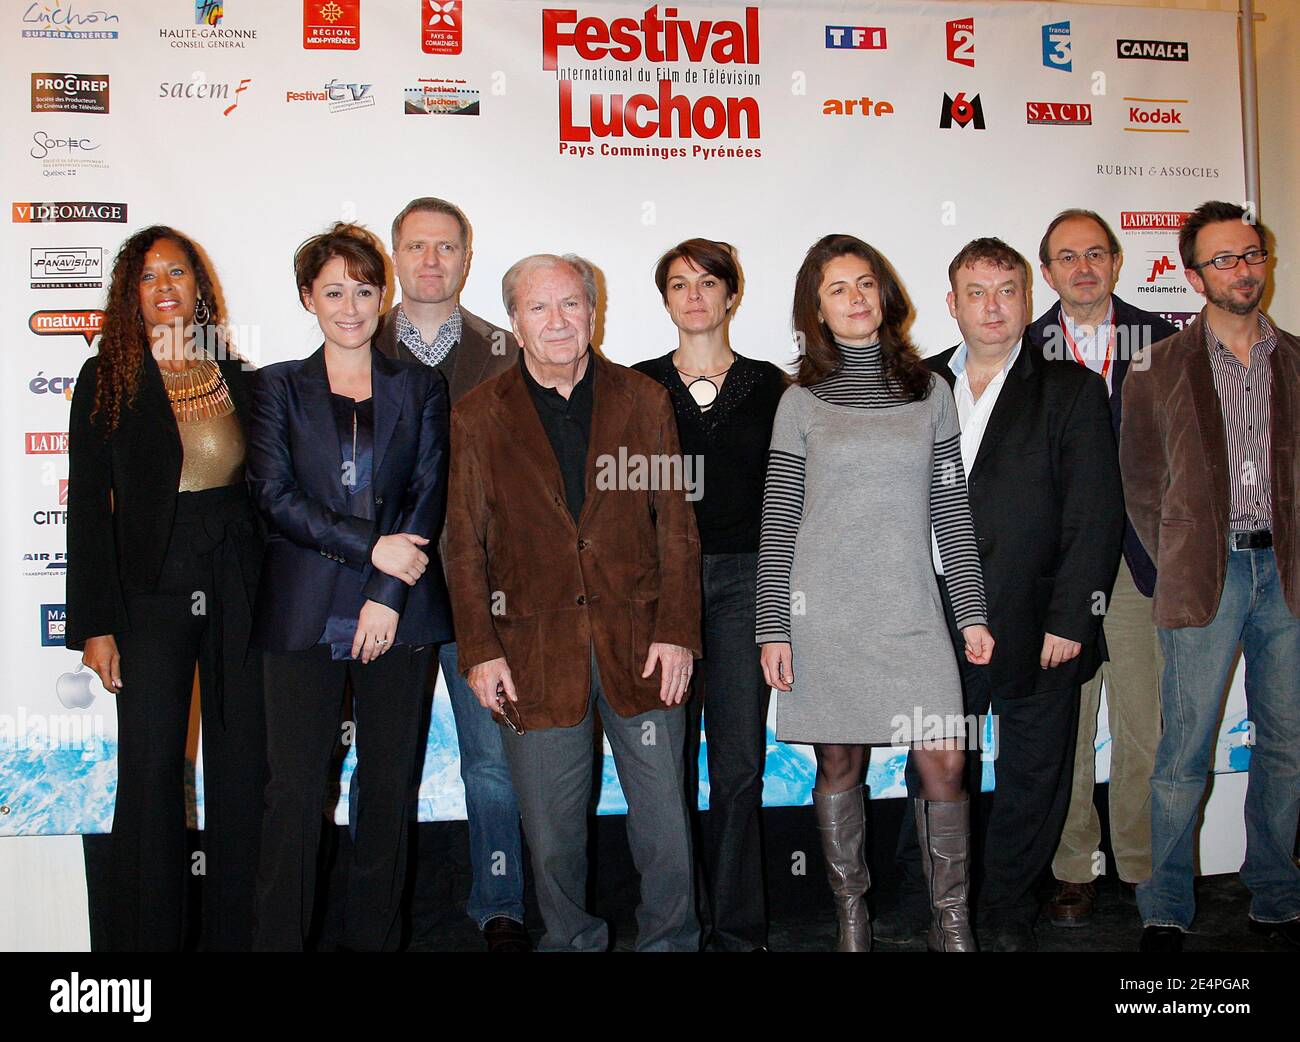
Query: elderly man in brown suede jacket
1121 201 1300 953
444 252 703 952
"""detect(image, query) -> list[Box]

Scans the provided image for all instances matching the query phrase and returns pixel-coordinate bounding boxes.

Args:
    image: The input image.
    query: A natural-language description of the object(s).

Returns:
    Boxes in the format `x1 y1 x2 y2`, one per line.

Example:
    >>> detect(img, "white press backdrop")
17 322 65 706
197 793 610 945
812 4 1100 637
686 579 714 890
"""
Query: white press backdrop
1 0 1251 842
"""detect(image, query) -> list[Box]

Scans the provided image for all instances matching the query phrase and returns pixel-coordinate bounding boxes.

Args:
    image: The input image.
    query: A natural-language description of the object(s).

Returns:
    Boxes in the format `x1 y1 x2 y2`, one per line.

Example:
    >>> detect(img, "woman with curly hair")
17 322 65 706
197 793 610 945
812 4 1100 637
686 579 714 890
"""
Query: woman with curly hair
66 226 265 951
755 234 994 952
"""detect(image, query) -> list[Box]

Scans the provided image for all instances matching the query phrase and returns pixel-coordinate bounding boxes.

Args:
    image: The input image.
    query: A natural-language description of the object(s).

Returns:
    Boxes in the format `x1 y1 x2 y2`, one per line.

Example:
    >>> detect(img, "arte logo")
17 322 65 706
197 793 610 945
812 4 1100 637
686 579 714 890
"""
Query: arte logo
29 373 78 400
31 247 104 289
159 2 257 48
304 0 360 50
1042 20 1071 71
22 550 68 578
1117 38 1188 62
1124 96 1188 133
824 25 886 50
41 604 67 647
26 432 70 455
1026 101 1091 126
286 79 375 112
404 78 478 115
823 96 894 117
31 73 109 114
21 2 120 40
1120 211 1190 232
946 18 974 67
12 201 127 224
544 6 762 147
1137 252 1186 296
28 309 105 345
939 91 983 129
422 0 461 55
158 76 251 116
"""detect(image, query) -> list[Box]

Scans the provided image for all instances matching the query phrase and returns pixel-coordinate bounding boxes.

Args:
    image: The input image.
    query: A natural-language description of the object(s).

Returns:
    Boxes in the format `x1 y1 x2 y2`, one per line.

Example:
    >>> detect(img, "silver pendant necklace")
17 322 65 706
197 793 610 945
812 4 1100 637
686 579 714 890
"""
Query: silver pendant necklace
674 352 735 411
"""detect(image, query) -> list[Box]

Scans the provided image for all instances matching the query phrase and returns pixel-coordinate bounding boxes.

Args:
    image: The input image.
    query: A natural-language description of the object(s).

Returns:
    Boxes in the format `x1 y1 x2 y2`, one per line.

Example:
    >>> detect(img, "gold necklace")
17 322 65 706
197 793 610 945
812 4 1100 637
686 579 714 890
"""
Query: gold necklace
159 359 235 423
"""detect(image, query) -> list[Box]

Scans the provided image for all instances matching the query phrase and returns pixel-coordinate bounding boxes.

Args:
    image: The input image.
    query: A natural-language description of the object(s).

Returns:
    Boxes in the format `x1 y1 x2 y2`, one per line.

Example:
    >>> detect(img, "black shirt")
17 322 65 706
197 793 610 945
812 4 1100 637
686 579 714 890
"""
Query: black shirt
520 350 595 521
632 351 787 554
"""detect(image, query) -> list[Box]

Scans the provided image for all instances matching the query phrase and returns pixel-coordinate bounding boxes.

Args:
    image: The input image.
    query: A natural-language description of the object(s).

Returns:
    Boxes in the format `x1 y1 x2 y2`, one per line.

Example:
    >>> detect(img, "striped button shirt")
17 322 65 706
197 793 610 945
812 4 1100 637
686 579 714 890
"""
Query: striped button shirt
1205 313 1277 530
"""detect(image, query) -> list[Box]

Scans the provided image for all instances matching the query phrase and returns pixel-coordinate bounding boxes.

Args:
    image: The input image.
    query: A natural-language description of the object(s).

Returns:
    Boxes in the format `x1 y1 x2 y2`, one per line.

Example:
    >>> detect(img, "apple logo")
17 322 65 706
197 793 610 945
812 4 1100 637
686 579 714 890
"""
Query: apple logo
56 664 95 710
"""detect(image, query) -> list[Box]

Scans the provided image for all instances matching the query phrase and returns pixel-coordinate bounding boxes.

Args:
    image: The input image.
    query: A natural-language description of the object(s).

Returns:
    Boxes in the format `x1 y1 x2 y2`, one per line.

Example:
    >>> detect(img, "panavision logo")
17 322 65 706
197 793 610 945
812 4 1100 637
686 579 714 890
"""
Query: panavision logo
1124 96 1188 133
940 91 983 129
1026 102 1091 126
31 246 104 289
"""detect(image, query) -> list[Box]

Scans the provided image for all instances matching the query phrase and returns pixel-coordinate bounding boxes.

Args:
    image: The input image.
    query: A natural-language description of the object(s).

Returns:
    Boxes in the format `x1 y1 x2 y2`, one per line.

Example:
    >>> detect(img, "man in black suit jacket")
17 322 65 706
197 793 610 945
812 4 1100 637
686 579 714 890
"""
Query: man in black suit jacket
886 238 1124 952
1027 210 1177 926
370 198 530 952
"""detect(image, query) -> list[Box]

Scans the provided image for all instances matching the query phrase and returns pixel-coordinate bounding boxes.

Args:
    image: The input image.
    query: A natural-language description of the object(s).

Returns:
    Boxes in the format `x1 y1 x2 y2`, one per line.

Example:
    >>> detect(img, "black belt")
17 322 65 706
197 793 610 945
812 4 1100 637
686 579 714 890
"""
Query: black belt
1229 529 1272 551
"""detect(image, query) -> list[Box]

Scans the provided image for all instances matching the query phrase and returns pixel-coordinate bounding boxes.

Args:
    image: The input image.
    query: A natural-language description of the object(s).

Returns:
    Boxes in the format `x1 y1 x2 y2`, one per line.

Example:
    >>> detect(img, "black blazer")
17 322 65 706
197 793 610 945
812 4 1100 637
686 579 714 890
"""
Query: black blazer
246 346 453 651
1026 294 1177 597
65 350 260 651
927 337 1124 694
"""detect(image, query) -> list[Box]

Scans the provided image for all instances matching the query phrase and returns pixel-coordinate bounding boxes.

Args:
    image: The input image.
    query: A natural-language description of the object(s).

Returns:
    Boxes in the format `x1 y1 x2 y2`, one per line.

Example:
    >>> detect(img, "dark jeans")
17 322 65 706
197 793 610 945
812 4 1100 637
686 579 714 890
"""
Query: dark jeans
110 484 265 952
894 577 1081 931
685 551 771 950
254 642 431 951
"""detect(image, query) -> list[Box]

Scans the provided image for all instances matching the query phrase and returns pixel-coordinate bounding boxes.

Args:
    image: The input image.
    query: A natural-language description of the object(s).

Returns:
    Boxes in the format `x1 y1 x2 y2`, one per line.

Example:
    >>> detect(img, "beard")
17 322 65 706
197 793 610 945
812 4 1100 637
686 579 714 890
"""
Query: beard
1204 276 1265 316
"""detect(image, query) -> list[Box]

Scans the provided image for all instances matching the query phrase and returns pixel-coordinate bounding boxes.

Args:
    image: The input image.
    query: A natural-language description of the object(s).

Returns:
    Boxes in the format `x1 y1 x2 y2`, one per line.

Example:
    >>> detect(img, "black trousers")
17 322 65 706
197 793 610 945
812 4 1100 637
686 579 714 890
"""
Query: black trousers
254 642 431 951
110 484 266 951
894 577 1081 930
684 551 771 951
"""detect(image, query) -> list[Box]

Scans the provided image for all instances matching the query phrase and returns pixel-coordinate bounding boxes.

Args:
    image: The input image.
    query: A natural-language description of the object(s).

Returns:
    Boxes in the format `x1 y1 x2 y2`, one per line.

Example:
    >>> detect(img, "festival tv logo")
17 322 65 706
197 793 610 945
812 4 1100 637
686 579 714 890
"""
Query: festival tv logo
1121 211 1190 232
31 73 109 114
31 247 104 290
1026 102 1090 126
1124 97 1188 134
824 25 885 50
945 18 973 67
1117 39 1188 62
405 79 478 115
26 433 69 455
29 309 105 345
422 0 461 55
1042 20 1071 71
939 91 983 130
304 0 359 50
41 604 67 647
13 201 127 224
20 2 120 40
286 80 375 113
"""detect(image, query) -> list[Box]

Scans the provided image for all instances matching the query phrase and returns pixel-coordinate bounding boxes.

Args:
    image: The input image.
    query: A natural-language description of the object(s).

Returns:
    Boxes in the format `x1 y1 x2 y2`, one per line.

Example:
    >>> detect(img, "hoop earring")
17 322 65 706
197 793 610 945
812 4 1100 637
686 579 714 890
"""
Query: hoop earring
193 295 211 325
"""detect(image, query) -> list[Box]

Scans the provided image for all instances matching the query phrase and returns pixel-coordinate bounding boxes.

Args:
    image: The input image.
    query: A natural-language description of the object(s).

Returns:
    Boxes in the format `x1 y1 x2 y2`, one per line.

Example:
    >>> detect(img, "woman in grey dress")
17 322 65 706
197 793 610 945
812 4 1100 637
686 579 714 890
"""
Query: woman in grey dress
756 235 994 952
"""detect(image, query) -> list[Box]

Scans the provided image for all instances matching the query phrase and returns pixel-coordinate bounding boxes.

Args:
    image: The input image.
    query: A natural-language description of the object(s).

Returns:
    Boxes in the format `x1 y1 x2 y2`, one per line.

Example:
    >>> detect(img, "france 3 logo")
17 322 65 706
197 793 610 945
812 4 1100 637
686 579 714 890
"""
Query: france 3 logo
1042 21 1071 72
41 603 67 647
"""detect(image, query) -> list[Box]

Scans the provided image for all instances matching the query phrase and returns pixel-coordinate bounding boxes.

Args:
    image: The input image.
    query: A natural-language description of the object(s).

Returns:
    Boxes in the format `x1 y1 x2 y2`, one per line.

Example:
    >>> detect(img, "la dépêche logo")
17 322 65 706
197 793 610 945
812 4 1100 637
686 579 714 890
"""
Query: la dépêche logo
1121 211 1190 233
544 5 762 160
304 0 359 50
20 2 119 40
26 432 70 456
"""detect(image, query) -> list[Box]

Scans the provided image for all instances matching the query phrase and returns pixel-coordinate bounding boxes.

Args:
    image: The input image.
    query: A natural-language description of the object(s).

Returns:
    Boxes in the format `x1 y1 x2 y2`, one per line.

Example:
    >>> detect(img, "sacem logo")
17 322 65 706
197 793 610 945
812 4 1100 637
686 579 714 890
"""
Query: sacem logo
1117 38 1188 62
1124 96 1188 133
946 18 974 67
824 25 886 50
940 91 984 129
158 75 252 116
1026 102 1091 126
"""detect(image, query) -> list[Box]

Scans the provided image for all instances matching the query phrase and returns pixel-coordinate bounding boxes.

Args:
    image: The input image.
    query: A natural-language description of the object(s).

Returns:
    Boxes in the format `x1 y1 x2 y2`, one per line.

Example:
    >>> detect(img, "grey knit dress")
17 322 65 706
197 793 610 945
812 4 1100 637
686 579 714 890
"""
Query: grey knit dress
755 343 986 745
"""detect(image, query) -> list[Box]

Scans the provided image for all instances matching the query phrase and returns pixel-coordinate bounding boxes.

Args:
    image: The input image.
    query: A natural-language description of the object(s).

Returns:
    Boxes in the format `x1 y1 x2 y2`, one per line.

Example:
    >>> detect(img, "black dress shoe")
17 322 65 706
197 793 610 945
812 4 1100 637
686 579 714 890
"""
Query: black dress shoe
1249 916 1300 949
483 916 532 952
983 922 1036 952
1139 925 1184 952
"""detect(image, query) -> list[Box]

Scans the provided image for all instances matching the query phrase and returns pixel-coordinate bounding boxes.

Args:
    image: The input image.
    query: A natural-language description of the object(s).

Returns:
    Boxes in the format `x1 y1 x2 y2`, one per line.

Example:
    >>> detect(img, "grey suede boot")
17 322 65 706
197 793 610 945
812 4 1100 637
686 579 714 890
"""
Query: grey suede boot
813 786 872 952
915 798 977 952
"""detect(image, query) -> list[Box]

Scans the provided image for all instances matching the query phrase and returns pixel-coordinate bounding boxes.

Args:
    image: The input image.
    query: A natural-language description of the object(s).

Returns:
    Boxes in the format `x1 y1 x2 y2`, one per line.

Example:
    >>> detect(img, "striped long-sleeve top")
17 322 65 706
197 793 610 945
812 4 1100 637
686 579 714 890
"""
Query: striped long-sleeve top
755 342 987 643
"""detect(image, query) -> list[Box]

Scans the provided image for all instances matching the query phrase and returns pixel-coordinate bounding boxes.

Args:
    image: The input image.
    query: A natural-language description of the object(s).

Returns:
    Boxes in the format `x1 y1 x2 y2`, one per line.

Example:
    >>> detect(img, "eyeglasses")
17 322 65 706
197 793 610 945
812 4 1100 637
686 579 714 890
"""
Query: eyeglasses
1188 249 1270 272
1049 248 1116 268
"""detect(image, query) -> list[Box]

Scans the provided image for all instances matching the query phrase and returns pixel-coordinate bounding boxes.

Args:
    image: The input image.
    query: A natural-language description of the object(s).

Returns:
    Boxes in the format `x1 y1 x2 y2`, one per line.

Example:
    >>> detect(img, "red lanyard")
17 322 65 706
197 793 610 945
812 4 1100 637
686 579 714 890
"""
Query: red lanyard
1059 304 1115 380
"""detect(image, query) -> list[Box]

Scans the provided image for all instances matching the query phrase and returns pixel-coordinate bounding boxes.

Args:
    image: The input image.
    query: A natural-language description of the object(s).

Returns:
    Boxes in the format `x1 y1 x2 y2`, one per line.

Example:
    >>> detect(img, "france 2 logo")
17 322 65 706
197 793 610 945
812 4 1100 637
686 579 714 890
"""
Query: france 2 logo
422 0 463 54
1042 21 1072 72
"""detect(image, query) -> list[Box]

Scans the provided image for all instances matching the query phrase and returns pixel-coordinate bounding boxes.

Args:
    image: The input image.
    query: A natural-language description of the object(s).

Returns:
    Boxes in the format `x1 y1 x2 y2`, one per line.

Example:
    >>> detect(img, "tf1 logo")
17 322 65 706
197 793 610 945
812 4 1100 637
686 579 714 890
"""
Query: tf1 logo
824 25 886 50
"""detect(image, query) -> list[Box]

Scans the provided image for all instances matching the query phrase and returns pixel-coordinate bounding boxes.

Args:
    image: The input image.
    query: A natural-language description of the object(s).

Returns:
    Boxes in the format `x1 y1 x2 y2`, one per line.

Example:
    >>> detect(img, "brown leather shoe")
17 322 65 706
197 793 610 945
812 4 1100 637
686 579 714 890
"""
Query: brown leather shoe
483 916 532 952
1048 880 1096 927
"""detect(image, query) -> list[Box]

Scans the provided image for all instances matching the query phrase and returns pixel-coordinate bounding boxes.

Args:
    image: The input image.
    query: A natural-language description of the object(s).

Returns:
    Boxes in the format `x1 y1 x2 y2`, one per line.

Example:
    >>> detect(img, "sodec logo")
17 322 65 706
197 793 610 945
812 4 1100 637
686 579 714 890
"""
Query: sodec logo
940 91 983 129
824 25 886 50
946 18 974 67
422 0 461 54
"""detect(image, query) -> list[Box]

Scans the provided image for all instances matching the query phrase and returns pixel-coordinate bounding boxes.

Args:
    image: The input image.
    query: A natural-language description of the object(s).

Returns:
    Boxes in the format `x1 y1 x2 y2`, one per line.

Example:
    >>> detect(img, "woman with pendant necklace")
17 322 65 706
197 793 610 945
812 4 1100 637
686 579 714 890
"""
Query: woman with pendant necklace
633 238 787 951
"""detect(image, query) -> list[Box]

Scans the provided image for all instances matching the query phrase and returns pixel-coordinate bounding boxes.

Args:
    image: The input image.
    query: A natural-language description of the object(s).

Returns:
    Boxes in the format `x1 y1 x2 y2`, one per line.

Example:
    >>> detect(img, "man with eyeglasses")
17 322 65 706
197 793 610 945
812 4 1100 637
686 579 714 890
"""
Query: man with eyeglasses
1026 210 1176 928
1121 200 1300 952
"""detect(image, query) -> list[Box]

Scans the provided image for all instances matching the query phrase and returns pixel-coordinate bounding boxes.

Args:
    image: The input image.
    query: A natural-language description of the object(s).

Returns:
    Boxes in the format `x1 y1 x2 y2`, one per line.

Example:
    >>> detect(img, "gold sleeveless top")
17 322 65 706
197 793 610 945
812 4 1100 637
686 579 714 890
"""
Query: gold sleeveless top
159 359 246 492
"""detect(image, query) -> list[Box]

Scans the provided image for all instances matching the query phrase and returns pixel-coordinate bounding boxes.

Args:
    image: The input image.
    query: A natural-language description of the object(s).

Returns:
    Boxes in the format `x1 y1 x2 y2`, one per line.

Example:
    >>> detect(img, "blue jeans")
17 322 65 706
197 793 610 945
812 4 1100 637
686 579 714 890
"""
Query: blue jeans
347 642 526 929
1138 544 1300 930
